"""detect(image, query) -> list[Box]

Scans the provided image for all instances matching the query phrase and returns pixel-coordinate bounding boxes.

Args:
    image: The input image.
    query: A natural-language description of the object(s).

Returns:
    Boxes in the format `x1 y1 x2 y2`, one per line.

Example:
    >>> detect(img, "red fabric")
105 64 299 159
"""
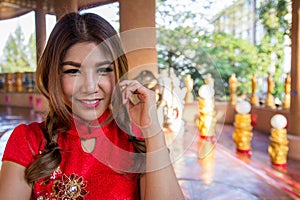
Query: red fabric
2 110 142 200
250 113 257 127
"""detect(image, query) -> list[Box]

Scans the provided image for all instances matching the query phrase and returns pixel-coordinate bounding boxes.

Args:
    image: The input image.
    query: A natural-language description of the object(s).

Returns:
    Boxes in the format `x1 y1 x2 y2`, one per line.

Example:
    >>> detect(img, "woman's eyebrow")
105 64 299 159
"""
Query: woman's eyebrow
61 61 81 67
95 61 113 67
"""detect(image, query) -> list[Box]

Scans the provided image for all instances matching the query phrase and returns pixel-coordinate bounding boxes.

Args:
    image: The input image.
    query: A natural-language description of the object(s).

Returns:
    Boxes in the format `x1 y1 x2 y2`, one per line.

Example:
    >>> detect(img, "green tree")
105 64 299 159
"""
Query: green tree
156 0 291 101
156 0 258 98
1 26 36 73
156 0 223 96
27 34 37 70
201 32 259 97
257 0 291 99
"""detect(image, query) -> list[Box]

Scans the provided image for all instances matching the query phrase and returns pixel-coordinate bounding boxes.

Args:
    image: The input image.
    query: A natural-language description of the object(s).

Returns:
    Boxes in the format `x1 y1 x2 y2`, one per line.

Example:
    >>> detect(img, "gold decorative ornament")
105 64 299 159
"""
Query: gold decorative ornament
229 73 237 105
282 73 291 110
232 101 253 156
4 73 14 92
265 74 276 109
268 114 289 170
197 84 216 139
184 74 194 103
15 72 24 92
250 74 259 106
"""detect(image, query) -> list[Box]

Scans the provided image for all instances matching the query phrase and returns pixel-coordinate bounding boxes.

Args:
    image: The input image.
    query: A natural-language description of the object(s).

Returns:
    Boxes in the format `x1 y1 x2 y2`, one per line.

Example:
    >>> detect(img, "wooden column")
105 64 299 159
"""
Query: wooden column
119 0 157 78
287 0 300 160
54 0 78 20
35 0 46 65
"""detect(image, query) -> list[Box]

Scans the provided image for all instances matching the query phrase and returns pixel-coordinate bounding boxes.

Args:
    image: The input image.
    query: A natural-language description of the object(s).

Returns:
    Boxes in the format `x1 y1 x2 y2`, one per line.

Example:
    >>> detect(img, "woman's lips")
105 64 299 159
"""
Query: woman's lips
79 99 101 108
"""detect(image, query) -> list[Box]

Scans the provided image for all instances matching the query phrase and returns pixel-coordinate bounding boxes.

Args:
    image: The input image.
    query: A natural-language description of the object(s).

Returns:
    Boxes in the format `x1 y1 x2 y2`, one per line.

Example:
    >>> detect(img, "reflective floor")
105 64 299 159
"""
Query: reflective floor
0 106 299 200
171 122 300 200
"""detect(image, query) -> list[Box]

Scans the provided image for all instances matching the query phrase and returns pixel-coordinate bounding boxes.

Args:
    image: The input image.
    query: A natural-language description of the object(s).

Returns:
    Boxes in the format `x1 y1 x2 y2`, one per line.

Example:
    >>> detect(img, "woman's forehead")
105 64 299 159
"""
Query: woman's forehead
64 42 113 63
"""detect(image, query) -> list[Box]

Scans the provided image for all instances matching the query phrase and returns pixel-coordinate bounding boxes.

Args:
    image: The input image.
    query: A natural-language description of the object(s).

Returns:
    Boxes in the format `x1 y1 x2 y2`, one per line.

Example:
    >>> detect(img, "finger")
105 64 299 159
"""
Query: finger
119 80 139 104
120 85 126 91
119 80 132 89
121 80 140 95
124 86 141 104
119 81 130 104
119 80 154 105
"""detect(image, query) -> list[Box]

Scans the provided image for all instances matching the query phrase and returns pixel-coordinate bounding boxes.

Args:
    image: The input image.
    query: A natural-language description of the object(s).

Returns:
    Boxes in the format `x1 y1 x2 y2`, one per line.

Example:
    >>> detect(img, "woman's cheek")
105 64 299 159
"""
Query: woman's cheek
61 78 75 98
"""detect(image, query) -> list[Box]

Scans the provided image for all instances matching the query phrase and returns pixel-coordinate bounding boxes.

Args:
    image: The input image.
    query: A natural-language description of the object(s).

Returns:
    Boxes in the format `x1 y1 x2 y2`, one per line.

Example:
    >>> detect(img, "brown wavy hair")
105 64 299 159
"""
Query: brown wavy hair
25 12 145 184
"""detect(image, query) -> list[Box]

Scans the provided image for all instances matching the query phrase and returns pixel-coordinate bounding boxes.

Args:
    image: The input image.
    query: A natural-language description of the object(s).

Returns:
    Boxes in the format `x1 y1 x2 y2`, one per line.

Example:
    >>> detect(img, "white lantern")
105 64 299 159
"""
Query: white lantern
198 85 214 99
235 100 251 114
271 114 287 129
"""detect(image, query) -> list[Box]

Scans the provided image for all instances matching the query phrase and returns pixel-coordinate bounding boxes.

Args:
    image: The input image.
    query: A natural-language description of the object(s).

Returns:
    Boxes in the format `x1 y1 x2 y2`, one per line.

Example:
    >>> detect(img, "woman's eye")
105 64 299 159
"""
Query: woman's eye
97 67 113 75
63 69 80 74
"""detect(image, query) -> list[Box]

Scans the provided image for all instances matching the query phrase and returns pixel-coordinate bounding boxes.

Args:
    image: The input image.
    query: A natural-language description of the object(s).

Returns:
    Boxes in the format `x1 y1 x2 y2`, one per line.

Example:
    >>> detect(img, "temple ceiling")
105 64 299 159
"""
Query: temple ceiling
0 0 116 19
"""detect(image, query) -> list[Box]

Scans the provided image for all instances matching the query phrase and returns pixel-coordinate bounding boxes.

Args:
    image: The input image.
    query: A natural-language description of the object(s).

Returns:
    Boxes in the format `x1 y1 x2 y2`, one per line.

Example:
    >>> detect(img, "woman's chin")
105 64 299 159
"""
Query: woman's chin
74 111 100 122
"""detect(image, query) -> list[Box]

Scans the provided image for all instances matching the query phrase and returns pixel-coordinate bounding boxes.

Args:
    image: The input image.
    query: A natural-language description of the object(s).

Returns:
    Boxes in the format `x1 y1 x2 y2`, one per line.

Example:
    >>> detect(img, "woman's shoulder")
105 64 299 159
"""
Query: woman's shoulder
13 121 45 139
2 121 46 167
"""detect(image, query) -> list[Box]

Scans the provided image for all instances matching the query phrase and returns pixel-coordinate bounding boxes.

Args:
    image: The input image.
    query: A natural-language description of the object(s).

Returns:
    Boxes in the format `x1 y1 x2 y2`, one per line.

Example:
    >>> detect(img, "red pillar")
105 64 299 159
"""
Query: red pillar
35 0 46 65
288 0 300 160
119 0 157 78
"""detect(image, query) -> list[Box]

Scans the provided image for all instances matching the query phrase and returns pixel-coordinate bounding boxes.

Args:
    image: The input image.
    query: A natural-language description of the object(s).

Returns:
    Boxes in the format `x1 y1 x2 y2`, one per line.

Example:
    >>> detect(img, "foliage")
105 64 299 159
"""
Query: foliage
258 0 291 99
203 32 260 96
27 34 37 70
1 26 36 73
157 26 207 95
156 0 224 97
156 0 291 101
157 29 262 98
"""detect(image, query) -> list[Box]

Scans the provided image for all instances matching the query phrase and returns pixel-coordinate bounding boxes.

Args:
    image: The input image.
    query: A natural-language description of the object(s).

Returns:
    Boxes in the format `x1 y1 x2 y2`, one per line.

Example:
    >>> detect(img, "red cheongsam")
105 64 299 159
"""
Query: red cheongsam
2 110 143 200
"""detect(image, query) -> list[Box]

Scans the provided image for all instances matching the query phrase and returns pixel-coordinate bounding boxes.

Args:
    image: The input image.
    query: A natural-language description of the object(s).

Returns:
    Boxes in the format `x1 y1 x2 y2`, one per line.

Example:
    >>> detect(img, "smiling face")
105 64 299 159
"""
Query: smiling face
61 42 115 121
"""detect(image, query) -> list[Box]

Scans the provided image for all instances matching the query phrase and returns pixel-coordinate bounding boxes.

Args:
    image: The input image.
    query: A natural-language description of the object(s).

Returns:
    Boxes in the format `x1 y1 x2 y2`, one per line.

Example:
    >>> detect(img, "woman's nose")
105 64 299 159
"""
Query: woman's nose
80 71 99 93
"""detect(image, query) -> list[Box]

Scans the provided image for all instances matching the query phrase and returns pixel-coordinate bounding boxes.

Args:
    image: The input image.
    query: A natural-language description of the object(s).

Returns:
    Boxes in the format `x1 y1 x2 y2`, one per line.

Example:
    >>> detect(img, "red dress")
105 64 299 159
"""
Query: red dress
2 110 143 200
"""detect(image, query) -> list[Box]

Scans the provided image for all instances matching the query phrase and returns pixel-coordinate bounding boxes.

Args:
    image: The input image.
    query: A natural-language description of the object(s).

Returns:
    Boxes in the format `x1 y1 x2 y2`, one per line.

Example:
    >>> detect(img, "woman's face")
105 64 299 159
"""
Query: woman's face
61 42 115 121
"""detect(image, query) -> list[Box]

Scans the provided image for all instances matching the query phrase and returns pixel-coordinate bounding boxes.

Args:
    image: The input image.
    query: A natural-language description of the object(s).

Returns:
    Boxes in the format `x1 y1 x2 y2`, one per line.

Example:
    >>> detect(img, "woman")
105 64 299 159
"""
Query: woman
0 12 184 200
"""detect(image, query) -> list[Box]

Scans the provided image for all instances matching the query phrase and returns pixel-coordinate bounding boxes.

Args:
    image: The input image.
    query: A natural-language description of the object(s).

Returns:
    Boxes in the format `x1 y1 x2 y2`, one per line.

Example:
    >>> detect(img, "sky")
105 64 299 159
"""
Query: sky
0 0 233 58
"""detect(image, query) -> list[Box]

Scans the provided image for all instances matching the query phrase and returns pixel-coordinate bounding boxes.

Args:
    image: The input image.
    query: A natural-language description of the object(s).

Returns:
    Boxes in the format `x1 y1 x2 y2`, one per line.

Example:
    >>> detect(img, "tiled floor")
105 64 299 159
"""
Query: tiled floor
0 106 299 199
170 122 300 199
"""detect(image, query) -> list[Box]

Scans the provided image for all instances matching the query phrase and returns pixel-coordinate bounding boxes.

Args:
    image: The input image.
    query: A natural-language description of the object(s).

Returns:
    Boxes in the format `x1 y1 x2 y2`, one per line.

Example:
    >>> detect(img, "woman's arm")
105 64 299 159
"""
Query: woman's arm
119 80 184 200
0 161 32 199
140 129 184 200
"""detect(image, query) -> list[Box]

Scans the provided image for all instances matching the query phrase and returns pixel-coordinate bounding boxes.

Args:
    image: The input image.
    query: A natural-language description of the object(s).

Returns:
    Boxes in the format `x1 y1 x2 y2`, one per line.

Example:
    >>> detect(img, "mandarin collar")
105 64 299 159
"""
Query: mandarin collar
68 109 113 139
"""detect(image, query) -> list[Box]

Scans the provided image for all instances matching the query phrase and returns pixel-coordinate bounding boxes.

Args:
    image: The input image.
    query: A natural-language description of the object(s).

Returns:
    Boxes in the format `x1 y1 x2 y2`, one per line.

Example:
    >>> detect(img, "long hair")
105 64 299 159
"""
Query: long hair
25 12 145 184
